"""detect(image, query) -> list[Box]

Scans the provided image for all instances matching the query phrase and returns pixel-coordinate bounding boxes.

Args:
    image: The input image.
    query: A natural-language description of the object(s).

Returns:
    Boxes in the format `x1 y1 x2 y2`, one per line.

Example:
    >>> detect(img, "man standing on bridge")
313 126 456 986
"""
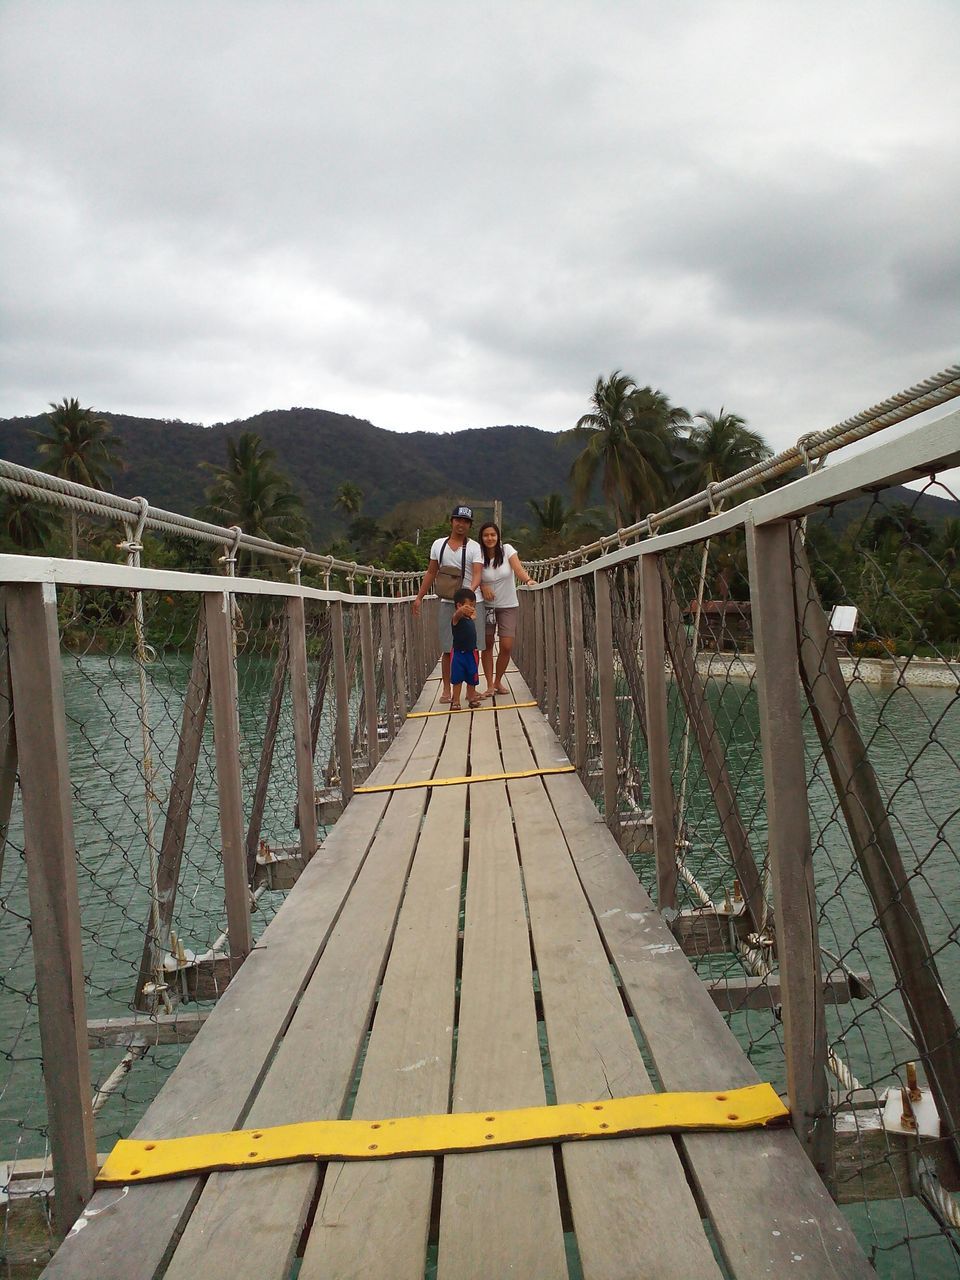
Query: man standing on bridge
412 504 485 703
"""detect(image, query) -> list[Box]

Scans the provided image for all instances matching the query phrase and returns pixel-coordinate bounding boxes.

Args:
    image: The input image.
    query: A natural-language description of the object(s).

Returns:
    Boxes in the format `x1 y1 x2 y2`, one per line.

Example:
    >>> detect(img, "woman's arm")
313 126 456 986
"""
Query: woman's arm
509 553 533 587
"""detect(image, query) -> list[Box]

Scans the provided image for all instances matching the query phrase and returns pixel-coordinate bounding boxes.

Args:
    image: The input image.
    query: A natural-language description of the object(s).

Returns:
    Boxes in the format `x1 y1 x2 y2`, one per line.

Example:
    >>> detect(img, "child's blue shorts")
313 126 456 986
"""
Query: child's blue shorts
450 647 479 686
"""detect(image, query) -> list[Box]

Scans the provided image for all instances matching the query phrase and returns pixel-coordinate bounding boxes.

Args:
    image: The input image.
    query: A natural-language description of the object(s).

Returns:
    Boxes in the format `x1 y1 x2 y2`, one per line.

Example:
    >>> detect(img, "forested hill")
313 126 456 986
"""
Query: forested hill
0 408 584 540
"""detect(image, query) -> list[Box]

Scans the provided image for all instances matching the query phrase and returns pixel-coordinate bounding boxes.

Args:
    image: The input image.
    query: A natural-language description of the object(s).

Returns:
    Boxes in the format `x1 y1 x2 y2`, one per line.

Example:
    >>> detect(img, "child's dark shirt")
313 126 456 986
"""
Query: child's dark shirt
451 613 477 651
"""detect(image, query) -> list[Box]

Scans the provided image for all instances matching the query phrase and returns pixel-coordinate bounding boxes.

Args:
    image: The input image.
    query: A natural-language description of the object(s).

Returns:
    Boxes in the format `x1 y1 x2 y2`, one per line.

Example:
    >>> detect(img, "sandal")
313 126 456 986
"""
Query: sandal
467 697 482 708
492 684 508 695
450 702 461 711
439 692 452 704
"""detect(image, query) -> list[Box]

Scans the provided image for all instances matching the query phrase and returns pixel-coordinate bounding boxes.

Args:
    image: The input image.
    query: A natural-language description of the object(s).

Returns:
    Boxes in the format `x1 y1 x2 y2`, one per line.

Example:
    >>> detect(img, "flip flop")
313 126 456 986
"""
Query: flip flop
450 703 461 711
492 684 509 695
479 689 494 699
439 692 452 704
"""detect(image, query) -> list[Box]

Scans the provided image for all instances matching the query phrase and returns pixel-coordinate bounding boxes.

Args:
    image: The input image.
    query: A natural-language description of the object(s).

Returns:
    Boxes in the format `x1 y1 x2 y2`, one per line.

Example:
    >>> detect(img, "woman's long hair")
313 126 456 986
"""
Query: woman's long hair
478 521 505 569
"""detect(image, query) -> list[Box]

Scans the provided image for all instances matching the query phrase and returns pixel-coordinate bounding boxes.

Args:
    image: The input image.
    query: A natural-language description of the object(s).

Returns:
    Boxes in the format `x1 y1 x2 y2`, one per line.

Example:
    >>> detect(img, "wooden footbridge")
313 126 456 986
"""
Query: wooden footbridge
40 664 870 1279
2 376 960 1278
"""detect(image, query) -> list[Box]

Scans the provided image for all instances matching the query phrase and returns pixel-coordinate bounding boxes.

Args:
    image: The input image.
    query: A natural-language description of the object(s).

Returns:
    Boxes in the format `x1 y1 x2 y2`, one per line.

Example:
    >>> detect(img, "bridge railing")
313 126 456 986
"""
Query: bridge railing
0 552 437 1250
516 405 960 1275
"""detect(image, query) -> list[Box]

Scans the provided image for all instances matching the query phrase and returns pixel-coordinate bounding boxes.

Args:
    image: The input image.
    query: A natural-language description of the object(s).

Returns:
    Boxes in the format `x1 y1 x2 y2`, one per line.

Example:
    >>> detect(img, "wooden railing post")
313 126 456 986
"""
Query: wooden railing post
393 604 409 722
543 586 558 731
639 552 678 910
593 567 619 839
359 602 379 769
532 592 544 706
554 581 571 748
402 606 416 714
745 521 830 1173
5 581 96 1234
203 590 253 963
287 595 318 863
244 614 290 882
380 603 397 740
330 600 354 802
568 579 587 774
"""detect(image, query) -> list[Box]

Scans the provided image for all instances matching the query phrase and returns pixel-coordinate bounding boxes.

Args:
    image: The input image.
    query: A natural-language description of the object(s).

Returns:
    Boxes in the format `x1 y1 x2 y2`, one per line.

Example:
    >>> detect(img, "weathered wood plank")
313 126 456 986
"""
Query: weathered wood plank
134 612 210 1011
359 601 379 769
160 704 449 1280
329 599 354 802
380 603 397 740
554 581 571 747
510 672 874 1280
204 591 253 961
745 520 829 1173
543 585 558 731
300 710 471 1279
438 707 567 1280
593 568 620 841
41 700 436 1280
638 552 677 909
87 1012 208 1049
6 582 96 1236
568 579 588 774
287 595 318 863
244 612 290 880
497 701 722 1279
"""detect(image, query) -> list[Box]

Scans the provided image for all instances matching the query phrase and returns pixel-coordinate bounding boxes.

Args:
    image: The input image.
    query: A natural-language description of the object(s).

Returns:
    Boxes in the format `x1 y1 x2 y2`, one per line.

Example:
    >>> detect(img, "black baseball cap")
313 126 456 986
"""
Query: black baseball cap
451 505 473 521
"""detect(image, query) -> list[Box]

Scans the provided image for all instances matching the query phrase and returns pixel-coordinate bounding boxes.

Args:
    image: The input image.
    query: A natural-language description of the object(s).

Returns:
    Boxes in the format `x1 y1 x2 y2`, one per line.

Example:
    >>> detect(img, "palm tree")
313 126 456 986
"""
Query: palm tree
1 494 54 550
334 482 364 519
681 409 772 494
567 372 658 526
32 397 120 557
528 493 572 538
630 386 691 504
201 433 309 565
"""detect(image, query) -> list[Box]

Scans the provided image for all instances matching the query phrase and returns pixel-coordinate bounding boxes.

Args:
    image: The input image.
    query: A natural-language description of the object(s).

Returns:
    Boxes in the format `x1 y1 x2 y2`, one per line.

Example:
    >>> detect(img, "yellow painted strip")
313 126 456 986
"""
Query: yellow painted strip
97 1085 788 1186
354 765 575 794
407 701 537 718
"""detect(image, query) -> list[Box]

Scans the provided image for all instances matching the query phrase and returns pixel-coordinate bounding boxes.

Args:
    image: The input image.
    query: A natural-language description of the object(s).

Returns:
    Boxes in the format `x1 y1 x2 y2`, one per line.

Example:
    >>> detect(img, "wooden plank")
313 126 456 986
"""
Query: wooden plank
329 599 354 802
308 607 333 759
638 554 678 909
160 706 449 1280
87 1012 208 1049
658 561 765 933
438 705 567 1280
554 581 570 746
5 582 97 1236
496 702 722 1278
745 520 829 1173
532 590 544 704
793 541 960 1179
705 971 863 1014
134 612 210 1011
593 567 620 840
287 595 318 863
359 601 380 769
300 711 472 1278
42 697 441 1280
244 613 290 881
401 604 415 720
203 591 253 962
510 673 874 1280
569 578 588 774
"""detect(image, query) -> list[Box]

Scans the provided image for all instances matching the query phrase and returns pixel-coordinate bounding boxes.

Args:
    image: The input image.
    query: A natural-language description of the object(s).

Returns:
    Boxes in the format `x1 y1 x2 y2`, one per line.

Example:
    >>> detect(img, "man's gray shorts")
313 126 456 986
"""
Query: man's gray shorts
437 599 486 652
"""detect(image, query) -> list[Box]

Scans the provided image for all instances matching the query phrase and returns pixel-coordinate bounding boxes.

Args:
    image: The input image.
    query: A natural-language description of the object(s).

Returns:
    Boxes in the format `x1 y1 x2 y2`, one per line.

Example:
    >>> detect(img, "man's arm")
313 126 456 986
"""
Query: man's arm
468 544 482 593
412 559 439 617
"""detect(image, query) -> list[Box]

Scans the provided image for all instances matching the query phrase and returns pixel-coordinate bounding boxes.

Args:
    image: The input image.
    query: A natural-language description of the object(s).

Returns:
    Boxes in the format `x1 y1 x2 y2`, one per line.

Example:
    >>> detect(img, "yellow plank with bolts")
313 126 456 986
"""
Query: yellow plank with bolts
354 765 575 793
406 701 538 718
96 1085 788 1185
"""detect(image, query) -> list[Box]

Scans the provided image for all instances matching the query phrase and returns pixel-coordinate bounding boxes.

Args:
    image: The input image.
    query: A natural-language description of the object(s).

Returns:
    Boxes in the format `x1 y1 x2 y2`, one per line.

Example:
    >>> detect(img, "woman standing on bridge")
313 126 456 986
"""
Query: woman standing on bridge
478 521 533 697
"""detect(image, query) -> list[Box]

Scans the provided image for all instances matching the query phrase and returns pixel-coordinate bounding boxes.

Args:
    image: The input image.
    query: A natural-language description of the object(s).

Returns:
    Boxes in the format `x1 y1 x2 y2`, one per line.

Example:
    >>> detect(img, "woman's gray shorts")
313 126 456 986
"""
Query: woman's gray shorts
437 599 486 651
485 605 520 639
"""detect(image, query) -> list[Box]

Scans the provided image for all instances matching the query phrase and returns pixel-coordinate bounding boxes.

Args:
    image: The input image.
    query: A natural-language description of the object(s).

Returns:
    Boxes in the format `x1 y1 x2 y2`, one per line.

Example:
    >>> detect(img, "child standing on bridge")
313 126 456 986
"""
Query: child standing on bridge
450 587 482 710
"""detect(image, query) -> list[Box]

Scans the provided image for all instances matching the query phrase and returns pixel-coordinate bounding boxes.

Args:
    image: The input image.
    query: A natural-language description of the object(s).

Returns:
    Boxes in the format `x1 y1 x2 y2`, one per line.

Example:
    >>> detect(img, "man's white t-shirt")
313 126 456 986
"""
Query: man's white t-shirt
480 543 519 608
430 536 482 592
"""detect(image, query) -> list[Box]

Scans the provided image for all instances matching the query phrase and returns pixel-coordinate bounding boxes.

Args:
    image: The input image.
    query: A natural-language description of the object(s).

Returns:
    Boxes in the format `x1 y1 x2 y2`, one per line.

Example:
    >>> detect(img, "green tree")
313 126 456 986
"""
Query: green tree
567 373 680 526
681 409 772 494
200 433 309 566
334 482 364 519
32 397 120 557
1 493 55 550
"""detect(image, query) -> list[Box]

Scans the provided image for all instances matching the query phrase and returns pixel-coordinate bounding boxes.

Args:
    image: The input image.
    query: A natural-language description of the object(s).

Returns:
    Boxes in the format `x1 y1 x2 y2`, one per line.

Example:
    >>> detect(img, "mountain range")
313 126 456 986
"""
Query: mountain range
0 407 584 541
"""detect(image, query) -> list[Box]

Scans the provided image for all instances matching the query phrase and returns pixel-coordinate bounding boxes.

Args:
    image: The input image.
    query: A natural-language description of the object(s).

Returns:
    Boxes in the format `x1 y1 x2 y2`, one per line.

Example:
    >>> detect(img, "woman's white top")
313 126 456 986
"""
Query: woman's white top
480 543 520 608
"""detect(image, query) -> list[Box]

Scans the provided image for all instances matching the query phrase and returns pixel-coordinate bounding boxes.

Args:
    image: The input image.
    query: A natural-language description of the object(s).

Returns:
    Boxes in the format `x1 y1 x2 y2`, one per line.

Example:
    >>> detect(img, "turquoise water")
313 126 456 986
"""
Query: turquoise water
1 658 959 1275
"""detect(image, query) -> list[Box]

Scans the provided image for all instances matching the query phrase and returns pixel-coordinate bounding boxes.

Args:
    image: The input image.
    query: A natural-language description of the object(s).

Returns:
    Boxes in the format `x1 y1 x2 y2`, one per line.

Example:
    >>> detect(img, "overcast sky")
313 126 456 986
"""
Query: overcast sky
1 0 957 454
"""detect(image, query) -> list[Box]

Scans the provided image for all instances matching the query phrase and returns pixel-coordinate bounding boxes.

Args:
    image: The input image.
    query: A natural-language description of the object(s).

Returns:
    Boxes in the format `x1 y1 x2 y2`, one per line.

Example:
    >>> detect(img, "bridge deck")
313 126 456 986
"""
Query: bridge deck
45 667 871 1280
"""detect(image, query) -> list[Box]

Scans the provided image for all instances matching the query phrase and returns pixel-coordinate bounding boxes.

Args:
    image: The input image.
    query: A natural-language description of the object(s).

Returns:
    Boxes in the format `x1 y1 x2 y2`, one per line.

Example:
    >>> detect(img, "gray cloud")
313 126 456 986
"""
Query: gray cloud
1 0 957 449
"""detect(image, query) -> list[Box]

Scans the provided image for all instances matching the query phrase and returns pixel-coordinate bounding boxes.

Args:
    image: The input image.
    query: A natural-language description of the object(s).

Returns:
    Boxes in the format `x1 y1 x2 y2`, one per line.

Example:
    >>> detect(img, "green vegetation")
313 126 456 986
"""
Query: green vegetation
200 432 309 568
30 397 122 557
